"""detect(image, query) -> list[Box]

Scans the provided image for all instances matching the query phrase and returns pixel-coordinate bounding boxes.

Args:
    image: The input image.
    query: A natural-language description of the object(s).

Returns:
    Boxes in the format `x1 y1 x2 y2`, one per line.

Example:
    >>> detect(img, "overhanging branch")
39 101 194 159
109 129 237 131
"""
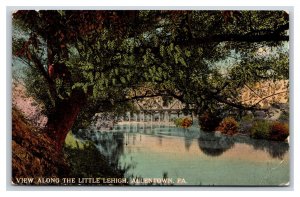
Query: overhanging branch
30 52 58 101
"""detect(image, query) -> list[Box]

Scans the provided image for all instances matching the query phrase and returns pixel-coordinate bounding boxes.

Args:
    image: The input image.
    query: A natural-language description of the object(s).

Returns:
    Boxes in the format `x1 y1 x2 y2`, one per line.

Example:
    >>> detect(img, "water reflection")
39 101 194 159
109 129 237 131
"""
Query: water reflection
64 141 126 181
75 130 125 170
197 132 235 157
74 123 289 185
184 129 200 151
232 135 289 159
76 123 289 161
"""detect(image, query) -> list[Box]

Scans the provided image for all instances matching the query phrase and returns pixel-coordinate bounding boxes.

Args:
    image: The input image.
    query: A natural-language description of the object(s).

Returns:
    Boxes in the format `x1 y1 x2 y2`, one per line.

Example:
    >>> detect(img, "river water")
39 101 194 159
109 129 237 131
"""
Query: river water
75 123 289 186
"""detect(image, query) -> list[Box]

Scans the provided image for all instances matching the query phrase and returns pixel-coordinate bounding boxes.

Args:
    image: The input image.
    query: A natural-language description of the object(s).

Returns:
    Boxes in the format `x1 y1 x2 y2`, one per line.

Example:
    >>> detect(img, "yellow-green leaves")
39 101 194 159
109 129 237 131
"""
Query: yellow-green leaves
120 76 126 84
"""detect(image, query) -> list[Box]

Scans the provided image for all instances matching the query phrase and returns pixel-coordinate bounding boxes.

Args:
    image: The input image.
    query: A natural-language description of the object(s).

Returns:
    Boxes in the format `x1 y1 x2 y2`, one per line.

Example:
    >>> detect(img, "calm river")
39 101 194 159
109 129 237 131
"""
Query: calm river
76 123 289 186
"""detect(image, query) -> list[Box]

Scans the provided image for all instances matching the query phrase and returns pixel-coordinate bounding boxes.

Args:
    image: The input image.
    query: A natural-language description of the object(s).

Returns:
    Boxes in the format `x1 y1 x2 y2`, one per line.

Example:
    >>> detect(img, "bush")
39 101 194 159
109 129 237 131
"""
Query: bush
174 118 183 127
174 117 193 128
241 114 254 122
199 112 222 132
238 114 255 134
216 117 238 135
250 120 270 139
278 111 289 123
269 122 289 141
182 117 193 128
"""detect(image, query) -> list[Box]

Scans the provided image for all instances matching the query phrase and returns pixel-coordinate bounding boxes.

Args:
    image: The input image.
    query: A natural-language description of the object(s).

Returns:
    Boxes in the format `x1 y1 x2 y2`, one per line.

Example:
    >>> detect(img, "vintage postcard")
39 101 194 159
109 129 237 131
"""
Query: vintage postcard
11 10 289 186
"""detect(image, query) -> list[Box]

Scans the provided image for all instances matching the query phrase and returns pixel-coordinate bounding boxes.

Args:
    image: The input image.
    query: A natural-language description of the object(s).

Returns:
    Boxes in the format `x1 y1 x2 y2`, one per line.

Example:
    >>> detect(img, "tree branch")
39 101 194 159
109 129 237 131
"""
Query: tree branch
244 84 262 98
174 30 289 47
115 93 166 103
213 95 267 111
30 52 58 101
250 90 288 107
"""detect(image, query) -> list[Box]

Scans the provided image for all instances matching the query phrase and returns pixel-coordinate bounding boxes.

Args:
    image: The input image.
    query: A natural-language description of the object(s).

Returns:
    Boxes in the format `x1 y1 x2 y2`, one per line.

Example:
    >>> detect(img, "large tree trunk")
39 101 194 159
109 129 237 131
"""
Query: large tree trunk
46 89 86 152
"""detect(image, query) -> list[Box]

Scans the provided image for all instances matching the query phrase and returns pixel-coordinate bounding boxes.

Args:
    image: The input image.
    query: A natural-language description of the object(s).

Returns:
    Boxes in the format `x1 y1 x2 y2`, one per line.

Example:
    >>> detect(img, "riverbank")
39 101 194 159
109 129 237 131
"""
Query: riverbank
12 108 69 185
63 132 127 185
12 107 127 186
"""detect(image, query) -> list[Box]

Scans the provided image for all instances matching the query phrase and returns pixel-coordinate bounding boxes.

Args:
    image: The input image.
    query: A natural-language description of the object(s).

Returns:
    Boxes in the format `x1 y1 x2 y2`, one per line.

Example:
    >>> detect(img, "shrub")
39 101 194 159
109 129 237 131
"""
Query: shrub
241 114 254 122
182 117 193 128
199 112 222 132
174 117 193 128
238 114 255 134
216 117 238 135
269 122 289 141
278 111 289 123
250 120 271 139
174 118 182 127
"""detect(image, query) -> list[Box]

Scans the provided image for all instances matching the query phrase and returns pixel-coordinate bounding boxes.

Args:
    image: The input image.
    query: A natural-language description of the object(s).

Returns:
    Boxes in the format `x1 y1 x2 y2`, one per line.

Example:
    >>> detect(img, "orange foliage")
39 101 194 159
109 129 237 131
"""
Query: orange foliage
269 122 289 141
182 117 193 128
216 117 239 135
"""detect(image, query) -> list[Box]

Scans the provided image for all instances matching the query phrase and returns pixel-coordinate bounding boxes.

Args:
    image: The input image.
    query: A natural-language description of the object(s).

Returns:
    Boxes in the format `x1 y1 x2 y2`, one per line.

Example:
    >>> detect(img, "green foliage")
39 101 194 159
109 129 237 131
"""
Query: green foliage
241 114 255 122
174 117 193 128
21 66 54 113
238 113 255 134
174 118 183 127
249 120 289 141
250 120 271 139
216 117 239 135
64 141 126 182
12 10 289 136
278 111 289 123
64 131 86 149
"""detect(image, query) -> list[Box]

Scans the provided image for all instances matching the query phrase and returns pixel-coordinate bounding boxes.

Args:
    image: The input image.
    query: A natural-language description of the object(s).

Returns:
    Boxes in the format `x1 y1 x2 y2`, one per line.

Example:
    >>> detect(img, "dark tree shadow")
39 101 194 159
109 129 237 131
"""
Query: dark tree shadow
184 128 200 151
237 137 290 159
197 132 235 157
